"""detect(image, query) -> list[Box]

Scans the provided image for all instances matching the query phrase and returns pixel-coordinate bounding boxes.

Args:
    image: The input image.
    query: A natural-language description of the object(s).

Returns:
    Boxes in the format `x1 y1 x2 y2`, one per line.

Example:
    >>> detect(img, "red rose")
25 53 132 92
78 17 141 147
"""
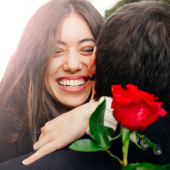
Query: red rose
111 84 167 131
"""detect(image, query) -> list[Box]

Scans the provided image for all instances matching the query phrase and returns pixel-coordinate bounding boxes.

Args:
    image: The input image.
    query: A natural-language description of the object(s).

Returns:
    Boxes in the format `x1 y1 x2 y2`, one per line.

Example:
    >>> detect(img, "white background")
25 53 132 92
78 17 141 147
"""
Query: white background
0 0 119 80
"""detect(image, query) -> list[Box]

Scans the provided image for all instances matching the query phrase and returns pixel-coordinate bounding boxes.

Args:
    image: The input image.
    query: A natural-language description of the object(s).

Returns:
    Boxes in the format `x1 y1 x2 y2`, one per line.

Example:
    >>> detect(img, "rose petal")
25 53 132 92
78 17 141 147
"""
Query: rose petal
113 95 132 104
138 113 160 131
155 102 167 117
126 84 138 90
111 85 122 95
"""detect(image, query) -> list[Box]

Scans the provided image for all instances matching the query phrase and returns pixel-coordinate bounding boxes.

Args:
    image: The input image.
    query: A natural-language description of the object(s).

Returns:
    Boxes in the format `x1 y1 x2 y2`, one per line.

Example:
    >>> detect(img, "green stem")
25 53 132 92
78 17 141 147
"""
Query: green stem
106 150 122 165
111 131 122 141
122 136 130 167
136 133 157 151
132 131 146 150
121 127 130 167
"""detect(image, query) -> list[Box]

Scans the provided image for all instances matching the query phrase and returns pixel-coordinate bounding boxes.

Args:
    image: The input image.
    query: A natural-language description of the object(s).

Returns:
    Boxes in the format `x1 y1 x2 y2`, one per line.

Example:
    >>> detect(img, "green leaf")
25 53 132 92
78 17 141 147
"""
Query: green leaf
89 99 106 136
122 162 170 170
69 139 102 152
105 126 115 138
89 99 114 150
136 133 157 151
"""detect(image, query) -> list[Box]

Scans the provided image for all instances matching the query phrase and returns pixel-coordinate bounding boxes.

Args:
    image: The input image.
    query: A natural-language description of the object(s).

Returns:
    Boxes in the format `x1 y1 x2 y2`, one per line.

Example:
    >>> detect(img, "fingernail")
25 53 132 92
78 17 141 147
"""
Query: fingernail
22 159 28 165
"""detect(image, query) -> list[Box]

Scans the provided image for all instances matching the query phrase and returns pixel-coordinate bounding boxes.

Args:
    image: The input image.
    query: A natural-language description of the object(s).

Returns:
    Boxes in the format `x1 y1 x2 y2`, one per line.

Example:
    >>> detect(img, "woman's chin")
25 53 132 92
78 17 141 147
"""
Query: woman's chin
63 98 86 107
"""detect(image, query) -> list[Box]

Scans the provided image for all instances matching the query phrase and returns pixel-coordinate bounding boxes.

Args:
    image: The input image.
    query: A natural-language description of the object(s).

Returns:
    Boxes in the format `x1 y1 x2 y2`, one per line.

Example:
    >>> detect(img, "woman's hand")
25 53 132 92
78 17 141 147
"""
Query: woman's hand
22 101 99 165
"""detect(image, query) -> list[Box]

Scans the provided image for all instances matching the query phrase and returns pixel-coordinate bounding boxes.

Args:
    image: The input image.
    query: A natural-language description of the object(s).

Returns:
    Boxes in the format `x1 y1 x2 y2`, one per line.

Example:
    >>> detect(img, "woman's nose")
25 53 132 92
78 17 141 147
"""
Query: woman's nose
63 52 82 72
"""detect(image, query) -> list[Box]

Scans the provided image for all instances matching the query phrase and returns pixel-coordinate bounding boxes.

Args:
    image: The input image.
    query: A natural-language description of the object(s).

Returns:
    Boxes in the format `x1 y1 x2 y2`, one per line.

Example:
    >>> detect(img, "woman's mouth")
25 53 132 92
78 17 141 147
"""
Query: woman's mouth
58 78 86 88
56 77 88 93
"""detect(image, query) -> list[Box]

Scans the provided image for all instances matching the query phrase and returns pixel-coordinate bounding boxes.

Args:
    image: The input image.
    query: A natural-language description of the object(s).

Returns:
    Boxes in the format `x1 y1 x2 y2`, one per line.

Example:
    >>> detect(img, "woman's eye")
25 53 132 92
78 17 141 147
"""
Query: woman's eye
80 47 94 55
56 51 63 54
55 49 65 55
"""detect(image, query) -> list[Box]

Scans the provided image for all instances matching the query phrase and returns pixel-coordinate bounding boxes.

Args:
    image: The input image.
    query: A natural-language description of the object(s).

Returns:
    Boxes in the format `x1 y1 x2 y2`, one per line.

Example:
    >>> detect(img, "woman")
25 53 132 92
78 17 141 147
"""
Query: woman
0 0 103 163
22 0 170 167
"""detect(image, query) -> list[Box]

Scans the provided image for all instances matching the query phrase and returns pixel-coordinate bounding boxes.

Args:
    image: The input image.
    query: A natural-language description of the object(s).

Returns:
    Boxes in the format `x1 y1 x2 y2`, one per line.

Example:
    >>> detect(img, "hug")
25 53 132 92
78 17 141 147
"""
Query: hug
0 0 170 169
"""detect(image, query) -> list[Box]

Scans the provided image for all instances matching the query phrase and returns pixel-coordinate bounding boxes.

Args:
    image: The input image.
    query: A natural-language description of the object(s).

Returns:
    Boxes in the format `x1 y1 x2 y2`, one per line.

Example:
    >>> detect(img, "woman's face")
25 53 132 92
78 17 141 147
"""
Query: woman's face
45 13 95 112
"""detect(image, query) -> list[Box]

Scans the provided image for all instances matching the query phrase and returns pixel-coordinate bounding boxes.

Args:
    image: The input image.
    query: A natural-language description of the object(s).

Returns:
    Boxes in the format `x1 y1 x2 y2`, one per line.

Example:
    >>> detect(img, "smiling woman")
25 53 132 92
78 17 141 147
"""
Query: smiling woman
45 13 95 112
0 0 103 163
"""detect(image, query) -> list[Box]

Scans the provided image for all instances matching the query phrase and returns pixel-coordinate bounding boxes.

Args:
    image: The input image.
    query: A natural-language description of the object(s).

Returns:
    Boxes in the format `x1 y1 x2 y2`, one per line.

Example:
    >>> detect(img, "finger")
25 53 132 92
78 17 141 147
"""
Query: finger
33 134 53 150
41 120 57 134
36 131 44 142
22 141 57 165
44 118 59 126
40 120 53 132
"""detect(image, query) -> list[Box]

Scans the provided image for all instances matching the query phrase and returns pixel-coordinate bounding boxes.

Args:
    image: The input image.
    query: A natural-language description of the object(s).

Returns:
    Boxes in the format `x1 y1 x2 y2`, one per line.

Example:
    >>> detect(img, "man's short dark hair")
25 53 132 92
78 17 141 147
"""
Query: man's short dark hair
95 1 170 113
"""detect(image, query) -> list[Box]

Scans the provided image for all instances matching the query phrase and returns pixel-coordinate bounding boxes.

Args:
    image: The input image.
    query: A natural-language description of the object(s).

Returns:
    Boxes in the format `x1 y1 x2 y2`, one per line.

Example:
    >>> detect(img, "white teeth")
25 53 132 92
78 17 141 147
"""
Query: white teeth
70 80 74 86
75 80 78 86
64 80 66 86
58 79 86 87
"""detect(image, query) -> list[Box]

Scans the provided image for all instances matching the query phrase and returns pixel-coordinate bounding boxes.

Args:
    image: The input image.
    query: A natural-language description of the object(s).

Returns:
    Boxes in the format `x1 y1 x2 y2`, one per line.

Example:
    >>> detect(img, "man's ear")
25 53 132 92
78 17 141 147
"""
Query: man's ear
88 46 96 77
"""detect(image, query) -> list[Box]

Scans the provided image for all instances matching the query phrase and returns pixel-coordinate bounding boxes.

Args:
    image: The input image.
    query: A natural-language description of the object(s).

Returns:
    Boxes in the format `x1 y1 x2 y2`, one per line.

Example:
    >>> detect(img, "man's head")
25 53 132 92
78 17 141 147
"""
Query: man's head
89 1 170 112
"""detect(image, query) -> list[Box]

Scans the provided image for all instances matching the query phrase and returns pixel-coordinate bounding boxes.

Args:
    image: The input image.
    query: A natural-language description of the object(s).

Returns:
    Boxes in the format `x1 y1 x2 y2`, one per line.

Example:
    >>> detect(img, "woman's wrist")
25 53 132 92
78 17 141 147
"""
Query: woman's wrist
85 101 99 135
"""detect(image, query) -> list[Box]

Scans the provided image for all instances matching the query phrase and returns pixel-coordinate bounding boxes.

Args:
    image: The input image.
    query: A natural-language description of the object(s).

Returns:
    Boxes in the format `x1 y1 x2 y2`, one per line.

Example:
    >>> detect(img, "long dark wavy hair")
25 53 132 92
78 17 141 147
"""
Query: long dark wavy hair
95 1 170 113
0 0 104 143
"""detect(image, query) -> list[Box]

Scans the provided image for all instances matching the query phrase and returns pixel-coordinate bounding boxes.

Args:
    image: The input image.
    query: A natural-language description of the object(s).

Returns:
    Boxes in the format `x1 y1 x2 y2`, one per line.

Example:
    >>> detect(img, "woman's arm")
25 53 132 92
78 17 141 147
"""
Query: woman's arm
22 101 99 165
22 98 170 165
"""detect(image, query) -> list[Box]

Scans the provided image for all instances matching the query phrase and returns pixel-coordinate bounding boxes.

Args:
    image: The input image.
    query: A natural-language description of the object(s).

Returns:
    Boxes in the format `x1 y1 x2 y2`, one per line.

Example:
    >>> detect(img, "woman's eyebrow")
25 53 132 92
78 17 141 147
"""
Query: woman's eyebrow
56 38 95 45
56 40 66 45
78 38 95 44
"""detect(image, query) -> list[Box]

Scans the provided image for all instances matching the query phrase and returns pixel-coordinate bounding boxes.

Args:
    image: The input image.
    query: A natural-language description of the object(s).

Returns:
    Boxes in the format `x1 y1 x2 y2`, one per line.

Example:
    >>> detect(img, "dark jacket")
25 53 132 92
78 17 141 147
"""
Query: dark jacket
0 114 170 169
128 115 170 164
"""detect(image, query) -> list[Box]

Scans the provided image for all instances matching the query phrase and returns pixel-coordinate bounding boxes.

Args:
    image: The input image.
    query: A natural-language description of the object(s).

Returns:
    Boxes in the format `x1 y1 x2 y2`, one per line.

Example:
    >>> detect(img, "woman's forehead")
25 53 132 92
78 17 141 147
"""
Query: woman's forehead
55 12 94 43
